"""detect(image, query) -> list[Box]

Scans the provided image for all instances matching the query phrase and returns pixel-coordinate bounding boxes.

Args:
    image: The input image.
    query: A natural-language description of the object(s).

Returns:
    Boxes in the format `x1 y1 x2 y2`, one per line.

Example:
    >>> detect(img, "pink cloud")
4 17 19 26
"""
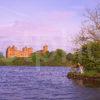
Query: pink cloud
0 11 77 36
0 11 80 54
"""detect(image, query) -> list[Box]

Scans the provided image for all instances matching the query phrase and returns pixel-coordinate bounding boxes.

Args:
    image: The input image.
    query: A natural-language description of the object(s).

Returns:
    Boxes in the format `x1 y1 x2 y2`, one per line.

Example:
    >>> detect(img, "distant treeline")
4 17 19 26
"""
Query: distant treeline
0 41 100 73
0 49 73 66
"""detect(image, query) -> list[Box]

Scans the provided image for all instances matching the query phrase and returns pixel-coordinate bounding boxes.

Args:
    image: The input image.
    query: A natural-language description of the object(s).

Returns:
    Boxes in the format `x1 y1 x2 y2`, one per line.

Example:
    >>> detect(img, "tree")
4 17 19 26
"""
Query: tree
73 5 100 73
31 53 41 66
48 49 67 66
76 6 100 45
0 59 6 66
0 52 4 58
73 41 100 72
66 53 73 61
31 49 67 66
12 57 32 66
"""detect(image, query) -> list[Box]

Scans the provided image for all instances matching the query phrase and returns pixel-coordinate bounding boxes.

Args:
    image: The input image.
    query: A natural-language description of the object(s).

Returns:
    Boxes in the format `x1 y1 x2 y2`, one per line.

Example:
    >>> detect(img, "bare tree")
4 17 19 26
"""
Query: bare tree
76 5 100 45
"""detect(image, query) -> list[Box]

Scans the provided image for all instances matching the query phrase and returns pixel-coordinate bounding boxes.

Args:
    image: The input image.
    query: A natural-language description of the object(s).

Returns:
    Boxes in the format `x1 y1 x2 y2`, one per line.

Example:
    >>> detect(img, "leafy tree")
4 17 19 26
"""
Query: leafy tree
0 52 4 58
0 59 6 66
12 57 32 66
66 53 73 62
73 41 100 72
48 49 67 66
31 49 67 66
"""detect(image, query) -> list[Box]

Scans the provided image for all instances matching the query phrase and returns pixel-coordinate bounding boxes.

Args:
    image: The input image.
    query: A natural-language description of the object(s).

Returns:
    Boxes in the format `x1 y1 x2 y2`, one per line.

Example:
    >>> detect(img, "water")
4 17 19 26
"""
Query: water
0 66 100 100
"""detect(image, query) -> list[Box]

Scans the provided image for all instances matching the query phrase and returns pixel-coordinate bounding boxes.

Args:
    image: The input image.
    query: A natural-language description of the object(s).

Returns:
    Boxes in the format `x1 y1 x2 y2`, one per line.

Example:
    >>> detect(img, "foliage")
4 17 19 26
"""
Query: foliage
83 70 99 77
66 53 73 61
73 41 100 72
31 49 68 66
0 49 72 66
11 57 33 66
0 58 6 66
74 5 100 73
75 6 100 46
48 49 67 66
0 52 4 58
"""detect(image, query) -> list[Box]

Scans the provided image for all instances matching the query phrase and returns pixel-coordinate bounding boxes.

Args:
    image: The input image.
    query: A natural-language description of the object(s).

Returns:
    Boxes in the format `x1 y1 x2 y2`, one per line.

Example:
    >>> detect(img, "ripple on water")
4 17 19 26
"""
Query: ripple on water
0 66 100 100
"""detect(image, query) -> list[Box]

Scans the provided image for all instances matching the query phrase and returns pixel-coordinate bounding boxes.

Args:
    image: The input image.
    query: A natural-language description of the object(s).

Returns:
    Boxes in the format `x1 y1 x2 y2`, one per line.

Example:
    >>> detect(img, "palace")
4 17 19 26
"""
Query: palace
6 45 48 58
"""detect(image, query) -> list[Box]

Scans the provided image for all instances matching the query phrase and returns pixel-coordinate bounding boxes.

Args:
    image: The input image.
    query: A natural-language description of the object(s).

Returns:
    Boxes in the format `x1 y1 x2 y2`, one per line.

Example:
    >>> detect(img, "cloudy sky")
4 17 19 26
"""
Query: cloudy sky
0 0 98 54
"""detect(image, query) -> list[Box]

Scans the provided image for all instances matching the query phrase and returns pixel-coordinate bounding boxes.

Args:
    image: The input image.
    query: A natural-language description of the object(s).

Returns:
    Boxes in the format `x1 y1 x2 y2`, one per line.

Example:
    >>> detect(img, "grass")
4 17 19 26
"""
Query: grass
82 70 98 77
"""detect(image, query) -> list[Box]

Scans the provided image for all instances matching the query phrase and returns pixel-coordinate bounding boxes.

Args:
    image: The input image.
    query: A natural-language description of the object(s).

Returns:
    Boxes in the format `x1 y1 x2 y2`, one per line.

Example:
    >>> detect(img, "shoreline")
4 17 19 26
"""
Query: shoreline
67 72 100 82
0 65 70 67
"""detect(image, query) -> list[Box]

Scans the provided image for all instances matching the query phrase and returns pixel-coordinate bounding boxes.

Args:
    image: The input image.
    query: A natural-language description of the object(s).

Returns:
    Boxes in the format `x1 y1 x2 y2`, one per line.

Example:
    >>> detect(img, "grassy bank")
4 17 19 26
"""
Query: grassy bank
67 71 100 81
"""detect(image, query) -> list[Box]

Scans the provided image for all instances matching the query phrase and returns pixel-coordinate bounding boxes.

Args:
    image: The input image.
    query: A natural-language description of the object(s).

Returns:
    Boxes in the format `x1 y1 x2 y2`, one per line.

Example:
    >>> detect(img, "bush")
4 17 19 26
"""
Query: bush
73 41 100 72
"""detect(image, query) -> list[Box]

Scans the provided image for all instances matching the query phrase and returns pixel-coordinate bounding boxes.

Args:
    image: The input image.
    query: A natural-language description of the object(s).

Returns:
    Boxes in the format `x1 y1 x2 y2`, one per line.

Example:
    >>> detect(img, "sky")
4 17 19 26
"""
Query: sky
0 0 98 54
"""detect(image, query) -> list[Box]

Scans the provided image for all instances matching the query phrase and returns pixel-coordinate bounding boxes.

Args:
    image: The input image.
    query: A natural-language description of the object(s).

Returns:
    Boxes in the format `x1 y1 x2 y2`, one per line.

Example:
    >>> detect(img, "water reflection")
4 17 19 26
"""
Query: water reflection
0 66 100 100
73 79 100 88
